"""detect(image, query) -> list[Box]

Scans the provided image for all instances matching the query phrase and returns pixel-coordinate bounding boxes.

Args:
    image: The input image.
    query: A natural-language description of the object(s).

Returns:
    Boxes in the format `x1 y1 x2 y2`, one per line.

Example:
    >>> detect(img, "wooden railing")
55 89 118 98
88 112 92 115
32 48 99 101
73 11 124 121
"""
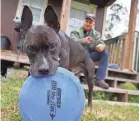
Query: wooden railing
104 33 127 69
133 31 139 72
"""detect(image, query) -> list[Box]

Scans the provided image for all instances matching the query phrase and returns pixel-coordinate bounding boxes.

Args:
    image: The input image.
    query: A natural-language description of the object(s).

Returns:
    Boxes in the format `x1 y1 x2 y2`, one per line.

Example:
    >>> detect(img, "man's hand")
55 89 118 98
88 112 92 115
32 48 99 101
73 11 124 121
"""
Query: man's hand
96 44 105 52
83 36 92 44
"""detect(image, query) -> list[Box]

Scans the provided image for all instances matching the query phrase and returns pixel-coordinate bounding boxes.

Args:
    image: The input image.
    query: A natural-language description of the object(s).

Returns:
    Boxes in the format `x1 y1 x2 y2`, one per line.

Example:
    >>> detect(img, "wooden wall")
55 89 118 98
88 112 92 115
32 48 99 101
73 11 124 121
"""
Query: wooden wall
1 0 20 51
1 0 108 51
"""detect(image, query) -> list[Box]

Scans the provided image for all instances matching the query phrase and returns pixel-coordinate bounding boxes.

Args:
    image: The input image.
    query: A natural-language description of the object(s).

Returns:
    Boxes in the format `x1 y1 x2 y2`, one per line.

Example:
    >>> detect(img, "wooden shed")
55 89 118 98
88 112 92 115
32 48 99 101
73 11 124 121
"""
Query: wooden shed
1 0 139 102
1 0 138 72
1 0 115 51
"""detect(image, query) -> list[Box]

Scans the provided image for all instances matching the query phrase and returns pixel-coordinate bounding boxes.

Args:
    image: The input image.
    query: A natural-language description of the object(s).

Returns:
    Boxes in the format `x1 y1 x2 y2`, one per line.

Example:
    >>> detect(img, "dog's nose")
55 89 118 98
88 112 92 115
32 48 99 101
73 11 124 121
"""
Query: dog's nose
38 65 49 75
39 68 49 74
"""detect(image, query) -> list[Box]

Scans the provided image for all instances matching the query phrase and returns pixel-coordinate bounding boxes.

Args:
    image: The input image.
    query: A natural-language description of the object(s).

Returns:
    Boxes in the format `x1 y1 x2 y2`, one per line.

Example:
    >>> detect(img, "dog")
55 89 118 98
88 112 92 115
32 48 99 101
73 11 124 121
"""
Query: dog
17 5 95 109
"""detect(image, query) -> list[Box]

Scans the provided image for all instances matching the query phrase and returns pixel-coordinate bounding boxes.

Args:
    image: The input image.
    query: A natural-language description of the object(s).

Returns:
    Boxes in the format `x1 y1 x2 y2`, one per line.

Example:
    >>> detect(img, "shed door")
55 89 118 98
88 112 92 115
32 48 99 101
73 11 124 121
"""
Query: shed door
66 1 97 36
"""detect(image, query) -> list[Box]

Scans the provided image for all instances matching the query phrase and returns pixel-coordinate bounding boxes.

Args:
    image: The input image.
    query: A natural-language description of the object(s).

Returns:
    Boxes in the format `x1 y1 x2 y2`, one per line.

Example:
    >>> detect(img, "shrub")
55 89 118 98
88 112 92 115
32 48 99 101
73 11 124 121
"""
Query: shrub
120 82 137 90
128 95 139 103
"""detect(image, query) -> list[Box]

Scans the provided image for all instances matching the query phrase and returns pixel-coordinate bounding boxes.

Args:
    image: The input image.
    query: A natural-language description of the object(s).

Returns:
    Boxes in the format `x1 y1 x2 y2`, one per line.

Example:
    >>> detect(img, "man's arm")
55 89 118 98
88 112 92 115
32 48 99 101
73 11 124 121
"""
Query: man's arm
70 31 85 44
89 31 105 50
95 31 105 46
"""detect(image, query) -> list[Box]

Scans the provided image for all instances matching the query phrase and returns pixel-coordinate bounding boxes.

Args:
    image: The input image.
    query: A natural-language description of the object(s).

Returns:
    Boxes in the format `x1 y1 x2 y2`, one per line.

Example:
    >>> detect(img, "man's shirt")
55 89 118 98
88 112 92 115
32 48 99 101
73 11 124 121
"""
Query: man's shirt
70 27 105 51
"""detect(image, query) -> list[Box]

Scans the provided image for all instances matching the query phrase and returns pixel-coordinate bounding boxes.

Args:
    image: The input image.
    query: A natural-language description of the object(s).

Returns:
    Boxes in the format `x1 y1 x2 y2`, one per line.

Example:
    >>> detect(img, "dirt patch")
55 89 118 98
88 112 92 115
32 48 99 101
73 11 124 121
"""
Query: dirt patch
6 68 28 79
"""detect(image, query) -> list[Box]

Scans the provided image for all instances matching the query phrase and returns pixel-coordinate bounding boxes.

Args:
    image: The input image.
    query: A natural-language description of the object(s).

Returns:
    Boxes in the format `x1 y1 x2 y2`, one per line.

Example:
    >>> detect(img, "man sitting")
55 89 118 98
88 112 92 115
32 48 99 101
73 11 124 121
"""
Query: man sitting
70 14 109 89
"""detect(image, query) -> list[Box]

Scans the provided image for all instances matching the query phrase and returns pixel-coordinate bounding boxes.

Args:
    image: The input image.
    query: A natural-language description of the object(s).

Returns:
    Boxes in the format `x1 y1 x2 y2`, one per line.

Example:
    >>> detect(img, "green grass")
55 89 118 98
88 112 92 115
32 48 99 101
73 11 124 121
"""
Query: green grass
1 69 139 121
81 102 139 121
1 77 25 121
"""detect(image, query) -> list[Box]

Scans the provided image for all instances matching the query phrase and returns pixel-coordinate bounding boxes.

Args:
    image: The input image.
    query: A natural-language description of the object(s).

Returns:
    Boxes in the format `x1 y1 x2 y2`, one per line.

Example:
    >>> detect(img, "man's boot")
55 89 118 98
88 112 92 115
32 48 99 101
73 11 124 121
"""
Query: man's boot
95 81 109 89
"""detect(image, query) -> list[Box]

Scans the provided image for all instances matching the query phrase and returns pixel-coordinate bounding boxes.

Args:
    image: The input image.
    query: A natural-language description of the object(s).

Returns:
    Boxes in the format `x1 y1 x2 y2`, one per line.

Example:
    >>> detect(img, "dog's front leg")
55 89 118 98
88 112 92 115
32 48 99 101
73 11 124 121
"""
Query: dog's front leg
84 55 95 110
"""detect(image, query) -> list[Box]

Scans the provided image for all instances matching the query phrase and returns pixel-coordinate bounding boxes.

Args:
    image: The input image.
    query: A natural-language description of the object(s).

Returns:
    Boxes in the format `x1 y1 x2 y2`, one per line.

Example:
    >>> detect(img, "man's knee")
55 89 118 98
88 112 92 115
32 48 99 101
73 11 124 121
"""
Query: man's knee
102 50 109 57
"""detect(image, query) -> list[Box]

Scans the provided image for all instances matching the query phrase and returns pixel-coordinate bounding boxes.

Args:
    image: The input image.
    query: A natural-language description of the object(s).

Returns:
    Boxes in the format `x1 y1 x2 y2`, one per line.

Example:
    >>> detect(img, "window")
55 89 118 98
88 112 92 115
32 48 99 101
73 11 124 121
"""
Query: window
14 0 48 25
66 1 97 36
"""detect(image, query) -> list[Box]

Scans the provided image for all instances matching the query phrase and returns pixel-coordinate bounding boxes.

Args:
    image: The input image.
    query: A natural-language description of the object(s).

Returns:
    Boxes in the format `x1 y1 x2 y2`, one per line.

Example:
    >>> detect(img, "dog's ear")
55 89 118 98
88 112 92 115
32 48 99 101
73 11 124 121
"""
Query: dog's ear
44 5 60 32
21 5 33 28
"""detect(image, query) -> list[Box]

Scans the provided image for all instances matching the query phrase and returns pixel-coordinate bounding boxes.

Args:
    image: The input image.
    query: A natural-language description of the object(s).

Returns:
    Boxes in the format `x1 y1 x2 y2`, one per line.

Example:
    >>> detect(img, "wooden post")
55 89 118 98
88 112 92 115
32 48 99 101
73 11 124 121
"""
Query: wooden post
128 0 138 71
121 34 130 69
95 7 107 36
60 0 72 32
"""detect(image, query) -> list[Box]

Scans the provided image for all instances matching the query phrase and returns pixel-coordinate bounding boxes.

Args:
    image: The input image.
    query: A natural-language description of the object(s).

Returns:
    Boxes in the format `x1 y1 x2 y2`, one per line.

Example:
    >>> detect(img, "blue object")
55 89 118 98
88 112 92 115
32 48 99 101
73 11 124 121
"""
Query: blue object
19 67 85 121
83 44 109 81
89 50 109 81
108 64 120 70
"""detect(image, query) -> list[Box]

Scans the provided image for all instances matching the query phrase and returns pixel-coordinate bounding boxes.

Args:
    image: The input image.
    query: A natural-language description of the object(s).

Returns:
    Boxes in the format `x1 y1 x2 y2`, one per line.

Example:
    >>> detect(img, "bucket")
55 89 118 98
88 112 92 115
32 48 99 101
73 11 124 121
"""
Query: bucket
1 36 11 50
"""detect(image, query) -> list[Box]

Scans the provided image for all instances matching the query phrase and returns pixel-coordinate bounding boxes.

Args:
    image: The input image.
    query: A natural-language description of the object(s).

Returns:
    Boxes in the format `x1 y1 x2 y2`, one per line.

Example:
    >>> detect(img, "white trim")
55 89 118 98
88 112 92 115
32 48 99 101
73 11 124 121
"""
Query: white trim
132 32 139 72
40 0 48 24
136 36 139 71
14 0 48 25
132 32 137 71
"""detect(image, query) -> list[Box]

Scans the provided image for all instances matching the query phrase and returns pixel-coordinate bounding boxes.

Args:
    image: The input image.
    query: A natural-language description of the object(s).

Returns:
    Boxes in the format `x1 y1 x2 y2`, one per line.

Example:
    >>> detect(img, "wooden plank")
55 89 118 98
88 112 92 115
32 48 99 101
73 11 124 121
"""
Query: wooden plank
117 93 128 102
113 79 117 88
82 84 127 93
113 43 117 64
105 77 139 84
116 40 121 66
91 100 139 107
137 74 139 81
107 68 138 75
119 40 122 67
1 0 19 51
82 84 139 96
121 34 129 69
109 44 113 63
113 42 117 64
106 44 109 50
60 0 72 32
0 50 29 64
110 44 113 63
128 0 138 70
95 7 106 35
108 79 117 87
108 44 110 50
105 34 127 69
95 66 138 75
126 90 139 96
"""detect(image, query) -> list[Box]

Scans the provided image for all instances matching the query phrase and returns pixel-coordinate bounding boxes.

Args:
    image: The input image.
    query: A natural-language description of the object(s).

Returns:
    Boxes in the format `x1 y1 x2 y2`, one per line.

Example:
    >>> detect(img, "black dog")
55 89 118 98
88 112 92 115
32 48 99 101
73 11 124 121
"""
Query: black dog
18 5 95 109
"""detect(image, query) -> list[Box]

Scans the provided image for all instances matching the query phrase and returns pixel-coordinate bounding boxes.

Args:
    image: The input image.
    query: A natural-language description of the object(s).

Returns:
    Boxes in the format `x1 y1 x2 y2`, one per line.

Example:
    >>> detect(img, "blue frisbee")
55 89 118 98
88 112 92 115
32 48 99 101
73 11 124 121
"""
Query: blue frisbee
19 67 85 121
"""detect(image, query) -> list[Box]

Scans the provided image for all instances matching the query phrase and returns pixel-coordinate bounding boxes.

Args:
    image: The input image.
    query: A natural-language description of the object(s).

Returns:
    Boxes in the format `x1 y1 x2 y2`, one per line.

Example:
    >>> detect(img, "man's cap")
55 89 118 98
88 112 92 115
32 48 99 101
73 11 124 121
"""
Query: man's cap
85 14 95 21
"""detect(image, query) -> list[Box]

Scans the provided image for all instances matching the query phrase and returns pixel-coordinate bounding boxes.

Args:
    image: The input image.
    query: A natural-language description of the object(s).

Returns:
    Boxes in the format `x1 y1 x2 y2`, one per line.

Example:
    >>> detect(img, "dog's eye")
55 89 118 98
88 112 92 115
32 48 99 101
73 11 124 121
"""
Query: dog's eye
50 43 56 50
27 46 37 53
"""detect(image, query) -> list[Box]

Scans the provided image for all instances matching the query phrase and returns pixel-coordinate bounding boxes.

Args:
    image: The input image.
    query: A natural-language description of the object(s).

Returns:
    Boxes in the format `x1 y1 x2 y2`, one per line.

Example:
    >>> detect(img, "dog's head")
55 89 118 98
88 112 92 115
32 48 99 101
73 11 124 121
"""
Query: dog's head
21 5 61 77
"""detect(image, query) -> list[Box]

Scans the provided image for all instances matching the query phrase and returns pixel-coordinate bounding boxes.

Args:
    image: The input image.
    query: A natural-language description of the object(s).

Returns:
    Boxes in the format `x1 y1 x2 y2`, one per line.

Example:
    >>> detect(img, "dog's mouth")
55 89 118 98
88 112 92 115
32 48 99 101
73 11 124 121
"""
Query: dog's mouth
30 68 57 77
38 70 56 77
29 60 59 77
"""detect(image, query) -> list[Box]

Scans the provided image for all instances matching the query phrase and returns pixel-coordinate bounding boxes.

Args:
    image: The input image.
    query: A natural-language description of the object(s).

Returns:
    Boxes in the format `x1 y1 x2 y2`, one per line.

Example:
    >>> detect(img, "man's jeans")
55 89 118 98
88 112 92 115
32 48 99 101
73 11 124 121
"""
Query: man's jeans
84 45 109 81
